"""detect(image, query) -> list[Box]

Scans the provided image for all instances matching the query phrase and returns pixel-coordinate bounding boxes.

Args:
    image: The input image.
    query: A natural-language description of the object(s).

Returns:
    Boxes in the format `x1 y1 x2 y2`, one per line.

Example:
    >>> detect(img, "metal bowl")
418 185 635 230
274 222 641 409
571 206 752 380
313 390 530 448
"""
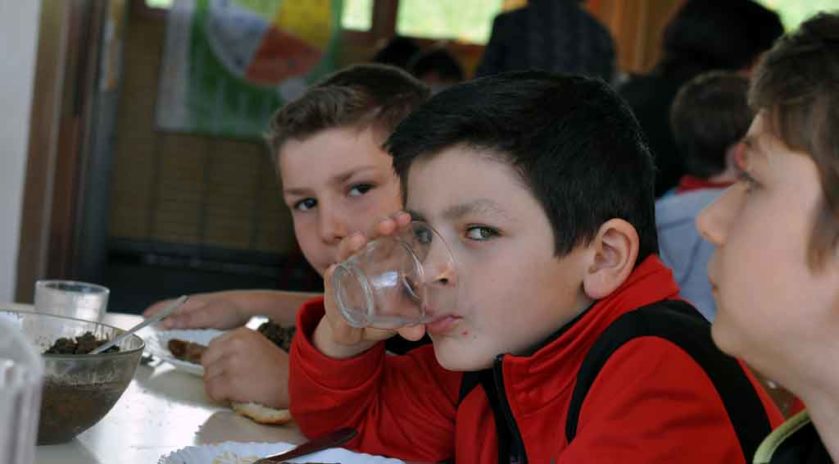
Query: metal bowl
0 310 144 445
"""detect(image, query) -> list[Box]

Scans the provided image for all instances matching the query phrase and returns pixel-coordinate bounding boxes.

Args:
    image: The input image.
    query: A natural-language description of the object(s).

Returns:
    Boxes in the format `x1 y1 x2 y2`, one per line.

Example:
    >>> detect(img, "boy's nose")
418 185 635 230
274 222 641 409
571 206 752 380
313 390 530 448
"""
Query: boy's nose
423 243 457 287
696 185 743 246
318 208 348 244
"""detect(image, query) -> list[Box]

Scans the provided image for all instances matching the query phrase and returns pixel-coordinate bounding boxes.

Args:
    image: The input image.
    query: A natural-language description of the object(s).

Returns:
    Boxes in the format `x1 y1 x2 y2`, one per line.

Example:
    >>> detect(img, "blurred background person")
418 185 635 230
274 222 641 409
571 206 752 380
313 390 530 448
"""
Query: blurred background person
655 71 751 322
475 0 615 82
407 45 465 94
618 0 783 197
371 36 421 70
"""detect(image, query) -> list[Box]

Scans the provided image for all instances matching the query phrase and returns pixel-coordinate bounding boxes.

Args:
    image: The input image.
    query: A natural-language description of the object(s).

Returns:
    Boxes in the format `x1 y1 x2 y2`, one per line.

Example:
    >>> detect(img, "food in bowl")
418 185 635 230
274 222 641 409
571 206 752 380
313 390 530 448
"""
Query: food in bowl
0 310 144 444
44 331 119 354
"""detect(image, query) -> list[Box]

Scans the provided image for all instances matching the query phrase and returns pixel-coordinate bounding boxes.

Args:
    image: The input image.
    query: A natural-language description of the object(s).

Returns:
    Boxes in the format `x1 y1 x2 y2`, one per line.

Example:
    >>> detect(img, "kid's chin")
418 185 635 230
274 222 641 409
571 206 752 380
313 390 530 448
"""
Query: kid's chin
432 340 494 372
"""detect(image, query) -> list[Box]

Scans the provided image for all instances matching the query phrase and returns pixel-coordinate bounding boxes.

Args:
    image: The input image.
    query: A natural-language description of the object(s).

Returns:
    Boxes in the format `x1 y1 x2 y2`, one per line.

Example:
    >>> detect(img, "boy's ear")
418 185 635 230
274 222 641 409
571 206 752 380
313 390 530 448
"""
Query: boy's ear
582 219 640 300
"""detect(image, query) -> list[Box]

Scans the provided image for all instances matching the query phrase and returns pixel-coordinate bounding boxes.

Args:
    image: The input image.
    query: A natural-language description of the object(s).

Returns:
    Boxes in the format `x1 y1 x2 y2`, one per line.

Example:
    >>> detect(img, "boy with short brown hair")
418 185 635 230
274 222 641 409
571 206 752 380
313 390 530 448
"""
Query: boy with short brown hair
144 64 429 409
698 12 839 462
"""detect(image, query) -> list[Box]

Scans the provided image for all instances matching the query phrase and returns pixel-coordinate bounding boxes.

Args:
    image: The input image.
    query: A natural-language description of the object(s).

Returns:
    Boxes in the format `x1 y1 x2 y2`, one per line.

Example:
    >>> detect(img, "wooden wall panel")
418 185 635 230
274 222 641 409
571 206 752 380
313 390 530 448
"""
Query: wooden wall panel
108 3 294 254
589 0 684 74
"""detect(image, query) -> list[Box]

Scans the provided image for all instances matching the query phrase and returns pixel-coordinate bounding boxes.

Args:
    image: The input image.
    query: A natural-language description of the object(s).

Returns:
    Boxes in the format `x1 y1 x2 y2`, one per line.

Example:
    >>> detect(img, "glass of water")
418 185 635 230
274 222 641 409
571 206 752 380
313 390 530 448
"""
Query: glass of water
34 280 109 322
332 221 457 329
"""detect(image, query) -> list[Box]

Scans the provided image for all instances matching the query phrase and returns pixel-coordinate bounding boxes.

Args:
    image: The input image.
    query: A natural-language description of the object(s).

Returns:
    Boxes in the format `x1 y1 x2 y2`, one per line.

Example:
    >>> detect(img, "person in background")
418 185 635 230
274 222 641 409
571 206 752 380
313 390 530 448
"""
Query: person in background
698 13 839 463
475 0 614 82
144 64 429 409
656 71 751 321
371 36 421 70
407 46 465 94
618 0 783 197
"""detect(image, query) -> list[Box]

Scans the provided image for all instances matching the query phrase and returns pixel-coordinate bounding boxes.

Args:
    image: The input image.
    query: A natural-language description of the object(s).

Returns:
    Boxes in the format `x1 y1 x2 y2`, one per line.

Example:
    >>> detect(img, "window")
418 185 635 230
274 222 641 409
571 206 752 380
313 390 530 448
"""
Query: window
341 0 373 31
145 0 173 8
396 0 503 44
148 0 374 32
756 0 838 31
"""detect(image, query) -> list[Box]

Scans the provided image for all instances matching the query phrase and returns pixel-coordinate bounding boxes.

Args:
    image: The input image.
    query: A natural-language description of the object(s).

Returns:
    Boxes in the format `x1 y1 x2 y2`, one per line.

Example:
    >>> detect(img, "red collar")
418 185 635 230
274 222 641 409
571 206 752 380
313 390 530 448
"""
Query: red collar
501 255 680 403
676 175 733 194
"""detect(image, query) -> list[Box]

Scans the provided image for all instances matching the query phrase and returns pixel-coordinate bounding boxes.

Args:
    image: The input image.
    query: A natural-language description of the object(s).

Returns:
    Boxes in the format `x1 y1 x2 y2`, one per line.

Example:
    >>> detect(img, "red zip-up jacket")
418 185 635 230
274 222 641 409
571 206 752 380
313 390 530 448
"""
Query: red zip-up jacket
289 256 783 463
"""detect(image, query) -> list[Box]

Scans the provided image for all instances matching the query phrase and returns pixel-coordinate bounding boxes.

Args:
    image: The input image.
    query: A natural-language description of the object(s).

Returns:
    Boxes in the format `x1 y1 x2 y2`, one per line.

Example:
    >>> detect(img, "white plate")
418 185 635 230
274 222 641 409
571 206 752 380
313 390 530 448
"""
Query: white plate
146 329 225 376
158 440 405 464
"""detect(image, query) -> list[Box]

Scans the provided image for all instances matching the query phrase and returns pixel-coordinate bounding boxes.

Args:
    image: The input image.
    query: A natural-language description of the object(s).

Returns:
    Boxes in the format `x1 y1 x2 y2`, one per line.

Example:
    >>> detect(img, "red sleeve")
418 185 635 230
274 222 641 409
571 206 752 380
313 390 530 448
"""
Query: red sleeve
288 300 461 462
558 337 780 464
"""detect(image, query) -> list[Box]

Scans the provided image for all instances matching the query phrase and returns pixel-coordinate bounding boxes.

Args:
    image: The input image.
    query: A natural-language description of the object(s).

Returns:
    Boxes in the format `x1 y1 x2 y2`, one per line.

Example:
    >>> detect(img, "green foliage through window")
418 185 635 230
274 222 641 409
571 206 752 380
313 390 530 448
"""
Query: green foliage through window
146 0 174 8
341 0 373 31
396 0 503 44
755 0 838 31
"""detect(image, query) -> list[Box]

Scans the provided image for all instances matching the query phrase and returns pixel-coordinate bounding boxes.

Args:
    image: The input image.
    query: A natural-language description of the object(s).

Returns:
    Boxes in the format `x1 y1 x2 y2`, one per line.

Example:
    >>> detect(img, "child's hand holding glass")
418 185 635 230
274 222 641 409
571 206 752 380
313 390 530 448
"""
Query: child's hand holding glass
314 212 457 358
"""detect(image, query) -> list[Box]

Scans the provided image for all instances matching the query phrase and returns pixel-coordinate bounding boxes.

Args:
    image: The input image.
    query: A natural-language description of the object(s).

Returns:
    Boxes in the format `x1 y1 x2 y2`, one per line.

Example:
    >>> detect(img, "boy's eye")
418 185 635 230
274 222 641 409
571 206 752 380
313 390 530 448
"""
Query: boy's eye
348 183 373 197
294 198 317 211
465 226 498 241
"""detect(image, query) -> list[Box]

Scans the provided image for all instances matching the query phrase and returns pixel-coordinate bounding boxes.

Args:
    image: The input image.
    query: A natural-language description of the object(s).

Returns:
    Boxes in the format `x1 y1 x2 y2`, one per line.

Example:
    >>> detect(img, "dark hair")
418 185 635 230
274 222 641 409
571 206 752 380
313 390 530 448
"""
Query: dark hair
749 12 839 267
371 36 421 70
659 0 784 81
670 71 752 178
408 47 465 83
387 71 659 260
266 64 429 156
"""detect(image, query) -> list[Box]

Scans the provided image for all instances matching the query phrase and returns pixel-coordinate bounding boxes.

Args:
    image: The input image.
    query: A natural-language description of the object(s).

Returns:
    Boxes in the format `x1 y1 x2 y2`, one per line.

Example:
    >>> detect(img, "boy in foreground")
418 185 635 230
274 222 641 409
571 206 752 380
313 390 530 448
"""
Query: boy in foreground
698 13 839 463
290 71 782 462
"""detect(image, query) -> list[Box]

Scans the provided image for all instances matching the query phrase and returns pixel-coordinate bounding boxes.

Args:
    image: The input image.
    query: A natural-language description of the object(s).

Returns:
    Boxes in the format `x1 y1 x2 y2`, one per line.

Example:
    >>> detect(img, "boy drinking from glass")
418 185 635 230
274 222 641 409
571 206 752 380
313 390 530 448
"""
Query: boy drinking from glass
289 71 783 462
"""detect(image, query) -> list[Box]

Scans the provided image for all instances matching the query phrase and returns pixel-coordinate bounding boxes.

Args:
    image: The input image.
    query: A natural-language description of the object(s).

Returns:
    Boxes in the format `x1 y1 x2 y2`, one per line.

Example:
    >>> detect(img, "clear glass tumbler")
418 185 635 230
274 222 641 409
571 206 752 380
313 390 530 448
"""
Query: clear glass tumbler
34 280 109 322
332 221 457 329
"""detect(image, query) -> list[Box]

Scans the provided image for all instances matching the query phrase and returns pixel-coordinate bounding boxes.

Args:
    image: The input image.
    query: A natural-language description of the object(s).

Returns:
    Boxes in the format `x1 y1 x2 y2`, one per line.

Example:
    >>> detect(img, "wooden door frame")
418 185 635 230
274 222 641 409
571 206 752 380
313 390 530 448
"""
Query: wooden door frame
16 0 106 302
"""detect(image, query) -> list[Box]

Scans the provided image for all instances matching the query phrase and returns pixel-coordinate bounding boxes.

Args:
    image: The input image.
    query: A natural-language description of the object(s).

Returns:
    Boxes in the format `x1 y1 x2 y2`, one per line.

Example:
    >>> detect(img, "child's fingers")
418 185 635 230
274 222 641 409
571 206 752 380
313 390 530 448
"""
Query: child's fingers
160 305 198 329
364 327 399 341
372 216 398 237
372 211 413 238
393 211 412 227
396 324 427 341
323 264 337 297
336 232 367 262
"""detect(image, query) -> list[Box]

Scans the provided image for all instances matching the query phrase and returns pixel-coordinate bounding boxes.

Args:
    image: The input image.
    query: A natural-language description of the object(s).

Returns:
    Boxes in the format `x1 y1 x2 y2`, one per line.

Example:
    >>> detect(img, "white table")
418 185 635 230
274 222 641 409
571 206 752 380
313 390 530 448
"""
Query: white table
16 308 306 464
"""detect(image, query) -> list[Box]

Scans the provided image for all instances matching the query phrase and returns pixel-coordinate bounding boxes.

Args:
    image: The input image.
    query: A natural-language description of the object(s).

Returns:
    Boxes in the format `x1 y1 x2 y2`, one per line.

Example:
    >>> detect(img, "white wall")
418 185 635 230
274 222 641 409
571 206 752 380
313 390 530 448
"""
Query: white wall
0 0 41 301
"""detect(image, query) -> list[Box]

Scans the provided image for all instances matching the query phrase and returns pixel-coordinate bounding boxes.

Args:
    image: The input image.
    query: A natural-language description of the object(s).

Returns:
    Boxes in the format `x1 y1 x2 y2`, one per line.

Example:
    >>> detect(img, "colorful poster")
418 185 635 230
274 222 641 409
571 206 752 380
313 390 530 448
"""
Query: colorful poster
156 0 342 139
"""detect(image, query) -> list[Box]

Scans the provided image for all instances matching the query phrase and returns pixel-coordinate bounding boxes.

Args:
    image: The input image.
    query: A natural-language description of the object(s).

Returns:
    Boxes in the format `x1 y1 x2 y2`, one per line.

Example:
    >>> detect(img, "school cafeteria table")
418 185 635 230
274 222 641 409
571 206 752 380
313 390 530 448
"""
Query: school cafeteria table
5 305 306 464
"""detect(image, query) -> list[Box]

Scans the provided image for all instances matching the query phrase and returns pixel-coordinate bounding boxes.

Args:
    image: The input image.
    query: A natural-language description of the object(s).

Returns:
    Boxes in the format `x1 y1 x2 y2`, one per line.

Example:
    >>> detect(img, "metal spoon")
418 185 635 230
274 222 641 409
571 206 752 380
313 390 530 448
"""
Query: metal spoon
90 295 189 354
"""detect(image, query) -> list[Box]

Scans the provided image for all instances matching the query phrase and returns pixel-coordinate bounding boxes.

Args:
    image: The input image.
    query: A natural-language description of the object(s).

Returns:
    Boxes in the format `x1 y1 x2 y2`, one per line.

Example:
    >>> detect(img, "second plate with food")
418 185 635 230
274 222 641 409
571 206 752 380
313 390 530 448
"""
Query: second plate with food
146 328 224 376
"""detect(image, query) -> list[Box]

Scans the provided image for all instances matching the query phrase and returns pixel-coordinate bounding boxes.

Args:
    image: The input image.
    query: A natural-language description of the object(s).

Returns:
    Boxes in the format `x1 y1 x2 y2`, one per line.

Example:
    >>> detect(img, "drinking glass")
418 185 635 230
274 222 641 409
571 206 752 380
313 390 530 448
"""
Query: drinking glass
332 221 457 329
34 280 109 322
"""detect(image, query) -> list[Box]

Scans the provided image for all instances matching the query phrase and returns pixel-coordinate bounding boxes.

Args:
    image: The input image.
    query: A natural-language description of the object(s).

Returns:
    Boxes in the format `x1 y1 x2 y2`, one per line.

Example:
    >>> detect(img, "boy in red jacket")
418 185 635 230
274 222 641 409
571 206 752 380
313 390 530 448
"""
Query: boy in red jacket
289 71 782 463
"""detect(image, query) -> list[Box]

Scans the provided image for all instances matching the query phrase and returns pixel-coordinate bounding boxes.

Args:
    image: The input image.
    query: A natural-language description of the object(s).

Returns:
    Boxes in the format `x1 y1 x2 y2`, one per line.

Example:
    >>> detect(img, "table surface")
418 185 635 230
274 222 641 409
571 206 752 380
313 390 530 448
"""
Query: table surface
10 305 307 464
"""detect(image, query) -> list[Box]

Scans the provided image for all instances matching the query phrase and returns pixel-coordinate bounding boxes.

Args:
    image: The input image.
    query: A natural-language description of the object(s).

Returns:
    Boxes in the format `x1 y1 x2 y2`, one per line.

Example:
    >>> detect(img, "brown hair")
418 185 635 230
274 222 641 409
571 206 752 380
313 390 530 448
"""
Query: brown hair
749 12 839 267
670 71 752 179
266 64 429 157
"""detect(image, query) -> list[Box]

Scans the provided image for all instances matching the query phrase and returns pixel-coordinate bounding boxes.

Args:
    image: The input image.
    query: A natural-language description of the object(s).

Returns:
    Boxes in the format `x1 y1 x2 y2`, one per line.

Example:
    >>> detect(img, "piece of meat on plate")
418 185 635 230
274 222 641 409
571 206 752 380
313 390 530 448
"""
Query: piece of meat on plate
167 338 206 364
